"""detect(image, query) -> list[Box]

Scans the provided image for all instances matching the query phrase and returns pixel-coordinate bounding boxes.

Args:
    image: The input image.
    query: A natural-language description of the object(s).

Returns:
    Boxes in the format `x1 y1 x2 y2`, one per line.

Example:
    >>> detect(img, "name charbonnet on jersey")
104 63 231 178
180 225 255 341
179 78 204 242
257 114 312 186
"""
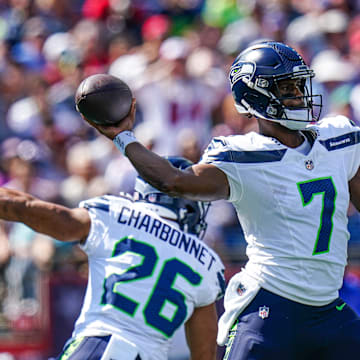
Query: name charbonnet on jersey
117 204 217 271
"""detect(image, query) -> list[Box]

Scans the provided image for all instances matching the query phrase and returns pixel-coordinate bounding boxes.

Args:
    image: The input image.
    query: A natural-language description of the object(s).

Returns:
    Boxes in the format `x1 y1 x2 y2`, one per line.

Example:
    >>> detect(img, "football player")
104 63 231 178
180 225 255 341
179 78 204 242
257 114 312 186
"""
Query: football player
0 157 225 360
90 41 360 359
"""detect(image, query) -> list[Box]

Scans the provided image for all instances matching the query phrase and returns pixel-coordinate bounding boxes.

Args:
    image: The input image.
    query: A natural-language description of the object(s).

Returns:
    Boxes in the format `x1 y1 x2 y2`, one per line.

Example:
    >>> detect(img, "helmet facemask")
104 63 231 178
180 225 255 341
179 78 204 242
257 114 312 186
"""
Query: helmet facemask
267 72 322 130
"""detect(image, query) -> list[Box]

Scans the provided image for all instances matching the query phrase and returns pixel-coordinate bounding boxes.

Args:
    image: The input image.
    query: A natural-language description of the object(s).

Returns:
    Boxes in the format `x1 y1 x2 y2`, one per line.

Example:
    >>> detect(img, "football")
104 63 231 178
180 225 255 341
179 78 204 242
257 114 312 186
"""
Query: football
75 73 133 126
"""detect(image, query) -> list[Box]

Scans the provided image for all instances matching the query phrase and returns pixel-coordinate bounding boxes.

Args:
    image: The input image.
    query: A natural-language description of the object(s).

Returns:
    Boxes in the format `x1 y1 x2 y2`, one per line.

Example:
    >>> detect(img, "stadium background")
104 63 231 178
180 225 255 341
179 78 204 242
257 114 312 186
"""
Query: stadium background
0 0 359 359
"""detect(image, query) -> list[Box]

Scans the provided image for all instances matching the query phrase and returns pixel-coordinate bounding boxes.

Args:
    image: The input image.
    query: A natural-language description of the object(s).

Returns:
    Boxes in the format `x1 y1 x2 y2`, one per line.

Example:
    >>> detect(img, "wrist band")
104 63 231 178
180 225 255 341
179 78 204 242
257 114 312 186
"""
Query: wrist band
113 131 138 155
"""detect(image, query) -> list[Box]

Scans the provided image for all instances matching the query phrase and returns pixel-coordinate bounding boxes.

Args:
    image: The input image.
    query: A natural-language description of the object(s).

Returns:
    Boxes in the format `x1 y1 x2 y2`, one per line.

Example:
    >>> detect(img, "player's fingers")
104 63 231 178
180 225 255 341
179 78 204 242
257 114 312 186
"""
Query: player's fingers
118 98 136 131
130 98 136 113
127 98 137 122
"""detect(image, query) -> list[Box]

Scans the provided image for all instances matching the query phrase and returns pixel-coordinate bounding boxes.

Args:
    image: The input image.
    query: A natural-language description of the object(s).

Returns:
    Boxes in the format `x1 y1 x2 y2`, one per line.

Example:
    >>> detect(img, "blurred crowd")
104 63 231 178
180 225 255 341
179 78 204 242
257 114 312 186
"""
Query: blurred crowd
1 0 360 357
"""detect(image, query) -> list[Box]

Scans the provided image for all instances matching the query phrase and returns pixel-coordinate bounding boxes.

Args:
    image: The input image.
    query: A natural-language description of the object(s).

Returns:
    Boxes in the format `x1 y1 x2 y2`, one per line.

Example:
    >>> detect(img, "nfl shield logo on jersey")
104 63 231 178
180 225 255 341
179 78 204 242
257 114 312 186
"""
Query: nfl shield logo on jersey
236 283 246 296
258 306 270 319
304 159 314 170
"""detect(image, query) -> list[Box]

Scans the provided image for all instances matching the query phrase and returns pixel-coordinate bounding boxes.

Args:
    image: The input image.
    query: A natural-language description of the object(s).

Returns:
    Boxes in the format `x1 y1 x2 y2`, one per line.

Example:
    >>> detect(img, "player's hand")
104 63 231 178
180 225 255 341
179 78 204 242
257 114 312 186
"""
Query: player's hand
84 99 137 140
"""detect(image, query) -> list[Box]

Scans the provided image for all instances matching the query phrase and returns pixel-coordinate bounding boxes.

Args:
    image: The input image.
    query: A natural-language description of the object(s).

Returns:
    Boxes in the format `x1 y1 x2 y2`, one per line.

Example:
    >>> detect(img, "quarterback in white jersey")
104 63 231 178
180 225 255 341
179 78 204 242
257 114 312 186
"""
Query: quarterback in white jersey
88 41 360 359
0 157 225 360
200 114 360 344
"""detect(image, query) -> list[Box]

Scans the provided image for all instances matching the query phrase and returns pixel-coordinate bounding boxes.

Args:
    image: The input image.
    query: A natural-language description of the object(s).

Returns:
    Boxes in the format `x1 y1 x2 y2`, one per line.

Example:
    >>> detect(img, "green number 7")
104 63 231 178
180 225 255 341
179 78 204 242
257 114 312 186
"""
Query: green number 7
297 177 337 255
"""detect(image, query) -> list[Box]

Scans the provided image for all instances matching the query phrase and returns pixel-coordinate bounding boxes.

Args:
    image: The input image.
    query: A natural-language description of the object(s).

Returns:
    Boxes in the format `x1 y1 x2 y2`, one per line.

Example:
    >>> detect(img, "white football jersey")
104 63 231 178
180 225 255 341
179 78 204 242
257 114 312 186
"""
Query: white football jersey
200 115 360 306
70 195 225 360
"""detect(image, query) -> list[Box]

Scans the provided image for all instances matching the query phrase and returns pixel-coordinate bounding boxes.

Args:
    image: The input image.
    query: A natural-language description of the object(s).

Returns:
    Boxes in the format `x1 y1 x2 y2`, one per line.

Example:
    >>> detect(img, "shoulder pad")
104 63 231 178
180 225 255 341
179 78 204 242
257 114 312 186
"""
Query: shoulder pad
80 195 111 212
316 115 360 151
80 194 133 212
317 115 357 131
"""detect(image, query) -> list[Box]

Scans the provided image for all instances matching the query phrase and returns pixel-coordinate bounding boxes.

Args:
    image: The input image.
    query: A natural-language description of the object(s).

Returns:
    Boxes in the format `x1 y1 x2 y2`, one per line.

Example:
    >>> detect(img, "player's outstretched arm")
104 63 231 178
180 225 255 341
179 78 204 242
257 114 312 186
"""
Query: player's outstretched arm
86 100 230 202
185 303 218 360
126 143 229 201
0 187 90 242
350 166 360 211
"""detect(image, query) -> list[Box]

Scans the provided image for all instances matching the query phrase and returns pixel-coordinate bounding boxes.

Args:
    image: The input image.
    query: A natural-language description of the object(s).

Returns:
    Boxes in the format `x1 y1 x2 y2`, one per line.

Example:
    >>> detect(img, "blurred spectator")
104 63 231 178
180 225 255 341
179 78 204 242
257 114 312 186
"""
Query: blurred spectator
285 12 326 62
0 223 10 317
310 49 357 117
59 140 109 207
350 83 360 125
1 137 59 201
102 121 158 196
348 202 360 243
2 0 33 46
212 93 258 136
0 61 27 113
10 16 47 71
176 128 203 163
137 36 225 155
41 31 80 83
317 9 349 54
0 221 55 342
218 16 262 55
328 83 354 119
71 18 108 75
108 52 149 91
6 75 52 138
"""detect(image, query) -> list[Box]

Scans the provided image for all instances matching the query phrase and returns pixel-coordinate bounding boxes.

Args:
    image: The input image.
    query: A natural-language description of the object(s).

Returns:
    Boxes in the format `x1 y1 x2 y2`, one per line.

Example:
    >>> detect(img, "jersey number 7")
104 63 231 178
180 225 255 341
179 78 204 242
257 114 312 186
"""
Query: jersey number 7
297 177 337 255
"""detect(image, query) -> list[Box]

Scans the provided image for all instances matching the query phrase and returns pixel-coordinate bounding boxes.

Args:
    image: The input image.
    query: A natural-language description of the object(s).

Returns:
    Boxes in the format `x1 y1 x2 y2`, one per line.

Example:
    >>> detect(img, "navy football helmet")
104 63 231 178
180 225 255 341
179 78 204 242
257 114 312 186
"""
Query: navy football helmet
229 41 322 130
134 156 210 238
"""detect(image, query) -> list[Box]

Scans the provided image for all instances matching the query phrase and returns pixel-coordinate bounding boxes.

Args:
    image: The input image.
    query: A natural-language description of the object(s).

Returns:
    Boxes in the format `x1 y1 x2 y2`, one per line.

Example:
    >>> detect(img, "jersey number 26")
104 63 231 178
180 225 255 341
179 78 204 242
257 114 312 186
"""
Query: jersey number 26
100 236 202 338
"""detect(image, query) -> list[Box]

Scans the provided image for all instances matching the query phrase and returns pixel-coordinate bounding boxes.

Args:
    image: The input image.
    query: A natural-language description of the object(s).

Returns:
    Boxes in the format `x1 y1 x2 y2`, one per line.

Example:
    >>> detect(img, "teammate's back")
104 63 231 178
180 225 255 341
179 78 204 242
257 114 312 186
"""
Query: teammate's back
73 194 224 359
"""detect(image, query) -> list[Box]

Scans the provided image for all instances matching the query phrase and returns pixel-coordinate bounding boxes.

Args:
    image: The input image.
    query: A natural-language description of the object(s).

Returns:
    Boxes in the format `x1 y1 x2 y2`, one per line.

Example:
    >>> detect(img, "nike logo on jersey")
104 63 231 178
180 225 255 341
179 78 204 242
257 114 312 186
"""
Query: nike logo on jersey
336 303 346 311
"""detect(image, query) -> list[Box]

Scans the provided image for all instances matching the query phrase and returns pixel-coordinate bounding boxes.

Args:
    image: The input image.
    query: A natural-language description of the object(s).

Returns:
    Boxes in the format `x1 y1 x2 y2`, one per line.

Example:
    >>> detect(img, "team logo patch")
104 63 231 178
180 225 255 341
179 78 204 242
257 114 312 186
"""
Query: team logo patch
236 283 247 296
258 306 270 319
305 159 314 170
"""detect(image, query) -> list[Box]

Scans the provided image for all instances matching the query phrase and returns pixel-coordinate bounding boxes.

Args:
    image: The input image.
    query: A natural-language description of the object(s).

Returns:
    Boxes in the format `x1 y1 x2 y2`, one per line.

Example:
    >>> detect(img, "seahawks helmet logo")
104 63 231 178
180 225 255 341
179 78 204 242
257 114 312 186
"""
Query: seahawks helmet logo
229 62 255 86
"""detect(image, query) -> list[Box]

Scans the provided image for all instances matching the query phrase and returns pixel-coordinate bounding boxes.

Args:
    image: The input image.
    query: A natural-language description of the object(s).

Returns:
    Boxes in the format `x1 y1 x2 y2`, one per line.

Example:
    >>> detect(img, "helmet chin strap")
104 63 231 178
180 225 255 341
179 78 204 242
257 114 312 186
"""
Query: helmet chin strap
278 109 312 130
235 102 312 131
278 119 310 131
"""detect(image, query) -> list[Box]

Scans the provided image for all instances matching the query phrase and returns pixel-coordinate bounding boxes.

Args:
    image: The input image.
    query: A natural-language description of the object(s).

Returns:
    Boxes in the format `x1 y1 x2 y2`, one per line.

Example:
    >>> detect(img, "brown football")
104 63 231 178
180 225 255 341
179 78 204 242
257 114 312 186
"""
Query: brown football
75 74 133 126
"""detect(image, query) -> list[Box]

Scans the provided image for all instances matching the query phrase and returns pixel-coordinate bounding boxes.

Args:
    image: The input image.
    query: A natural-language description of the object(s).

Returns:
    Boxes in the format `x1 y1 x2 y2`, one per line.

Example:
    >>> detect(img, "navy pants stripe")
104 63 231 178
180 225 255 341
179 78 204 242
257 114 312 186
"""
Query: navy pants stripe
54 335 142 360
224 288 360 360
